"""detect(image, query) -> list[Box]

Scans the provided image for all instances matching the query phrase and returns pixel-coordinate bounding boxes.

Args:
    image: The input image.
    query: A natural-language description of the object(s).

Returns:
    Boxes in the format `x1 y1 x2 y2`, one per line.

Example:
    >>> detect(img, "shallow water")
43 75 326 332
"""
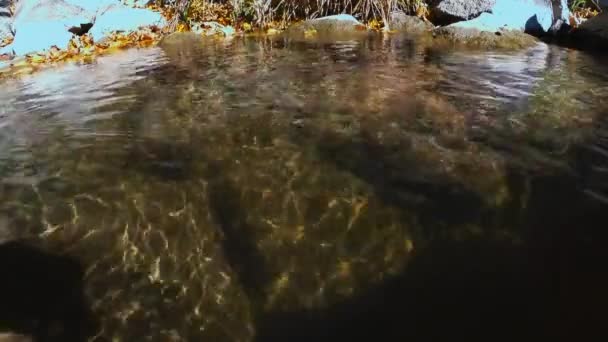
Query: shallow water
1 34 607 341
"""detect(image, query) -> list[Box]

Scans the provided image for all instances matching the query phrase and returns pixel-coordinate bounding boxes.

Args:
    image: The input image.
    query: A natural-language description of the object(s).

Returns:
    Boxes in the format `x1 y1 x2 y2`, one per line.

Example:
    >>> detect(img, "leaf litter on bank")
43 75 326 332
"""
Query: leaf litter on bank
0 0 431 79
1 26 163 80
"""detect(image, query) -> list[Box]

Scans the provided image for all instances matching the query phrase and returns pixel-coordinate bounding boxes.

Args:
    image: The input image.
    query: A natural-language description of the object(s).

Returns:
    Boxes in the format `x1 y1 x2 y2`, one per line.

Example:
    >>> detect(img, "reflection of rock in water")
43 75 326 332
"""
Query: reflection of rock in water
0 240 95 342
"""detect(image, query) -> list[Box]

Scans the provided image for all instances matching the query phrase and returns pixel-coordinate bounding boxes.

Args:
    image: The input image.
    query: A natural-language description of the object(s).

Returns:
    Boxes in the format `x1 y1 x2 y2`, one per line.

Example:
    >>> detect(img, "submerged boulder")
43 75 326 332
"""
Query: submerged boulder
429 0 496 25
433 26 539 49
439 0 569 36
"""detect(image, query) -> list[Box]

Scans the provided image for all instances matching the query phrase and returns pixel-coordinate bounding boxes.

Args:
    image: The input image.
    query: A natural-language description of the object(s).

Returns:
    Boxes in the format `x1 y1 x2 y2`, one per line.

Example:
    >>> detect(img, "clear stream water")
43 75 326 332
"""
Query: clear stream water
1 33 607 341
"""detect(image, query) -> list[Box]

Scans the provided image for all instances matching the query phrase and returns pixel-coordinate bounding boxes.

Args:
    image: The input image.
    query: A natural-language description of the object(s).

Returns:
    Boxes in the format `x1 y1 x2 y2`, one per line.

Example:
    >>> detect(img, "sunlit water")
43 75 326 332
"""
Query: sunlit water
1 33 607 341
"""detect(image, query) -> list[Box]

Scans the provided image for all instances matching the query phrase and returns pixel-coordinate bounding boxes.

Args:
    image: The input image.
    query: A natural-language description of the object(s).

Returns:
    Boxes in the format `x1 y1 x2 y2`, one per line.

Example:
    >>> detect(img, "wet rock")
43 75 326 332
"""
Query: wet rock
444 0 569 36
433 26 539 49
286 14 367 37
391 12 434 34
429 0 496 25
570 12 608 50
159 31 201 47
190 21 235 36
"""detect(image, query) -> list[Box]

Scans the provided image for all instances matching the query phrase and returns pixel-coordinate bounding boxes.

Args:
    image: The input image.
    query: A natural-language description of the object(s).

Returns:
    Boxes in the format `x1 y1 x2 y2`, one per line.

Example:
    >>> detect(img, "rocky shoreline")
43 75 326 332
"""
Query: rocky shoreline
0 0 607 72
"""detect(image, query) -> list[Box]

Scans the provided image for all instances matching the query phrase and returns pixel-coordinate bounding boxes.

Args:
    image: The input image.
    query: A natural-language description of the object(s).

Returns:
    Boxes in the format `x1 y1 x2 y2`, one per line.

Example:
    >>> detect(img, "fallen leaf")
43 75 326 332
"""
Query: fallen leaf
1 36 13 48
304 27 317 37
176 22 189 32
26 53 46 64
367 18 382 31
81 34 95 47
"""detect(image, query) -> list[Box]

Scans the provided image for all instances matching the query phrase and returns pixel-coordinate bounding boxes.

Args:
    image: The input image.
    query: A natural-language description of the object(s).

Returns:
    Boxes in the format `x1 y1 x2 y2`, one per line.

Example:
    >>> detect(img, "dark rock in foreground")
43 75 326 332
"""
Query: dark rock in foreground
570 13 608 51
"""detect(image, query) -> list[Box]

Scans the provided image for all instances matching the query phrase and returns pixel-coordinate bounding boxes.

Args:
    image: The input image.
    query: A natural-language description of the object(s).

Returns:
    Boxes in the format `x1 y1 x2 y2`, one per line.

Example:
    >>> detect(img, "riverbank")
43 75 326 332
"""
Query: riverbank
0 0 607 80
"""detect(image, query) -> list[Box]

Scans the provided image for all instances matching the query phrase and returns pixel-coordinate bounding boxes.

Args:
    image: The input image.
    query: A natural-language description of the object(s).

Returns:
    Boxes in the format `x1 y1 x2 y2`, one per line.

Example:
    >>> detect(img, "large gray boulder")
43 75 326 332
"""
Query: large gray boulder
4 0 164 56
439 0 569 36
429 0 496 25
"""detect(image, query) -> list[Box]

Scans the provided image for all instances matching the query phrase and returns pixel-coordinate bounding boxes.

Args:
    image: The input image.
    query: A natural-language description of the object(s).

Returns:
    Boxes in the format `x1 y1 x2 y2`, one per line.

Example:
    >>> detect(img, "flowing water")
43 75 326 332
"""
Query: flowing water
1 33 607 341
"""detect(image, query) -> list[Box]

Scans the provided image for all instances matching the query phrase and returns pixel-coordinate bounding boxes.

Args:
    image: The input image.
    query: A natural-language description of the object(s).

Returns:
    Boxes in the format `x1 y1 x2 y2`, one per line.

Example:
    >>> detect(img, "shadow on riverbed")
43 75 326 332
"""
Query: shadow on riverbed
0 241 96 342
254 175 606 341
250 128 607 341
207 174 274 304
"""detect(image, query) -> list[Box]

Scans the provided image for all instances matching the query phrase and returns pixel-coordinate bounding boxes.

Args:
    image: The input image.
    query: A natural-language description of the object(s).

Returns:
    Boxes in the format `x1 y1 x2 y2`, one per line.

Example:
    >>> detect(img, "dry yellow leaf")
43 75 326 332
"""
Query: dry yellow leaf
267 28 280 35
26 53 46 64
368 18 382 30
304 27 317 37
416 4 430 20
176 23 189 32
81 34 94 47
1 36 13 48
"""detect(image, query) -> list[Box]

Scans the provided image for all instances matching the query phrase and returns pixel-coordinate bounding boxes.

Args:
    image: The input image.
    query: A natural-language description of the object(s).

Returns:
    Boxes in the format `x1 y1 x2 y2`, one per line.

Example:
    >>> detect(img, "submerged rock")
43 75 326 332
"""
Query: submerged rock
433 26 539 49
285 14 367 37
429 0 496 25
159 31 200 46
391 12 434 34
443 0 569 36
